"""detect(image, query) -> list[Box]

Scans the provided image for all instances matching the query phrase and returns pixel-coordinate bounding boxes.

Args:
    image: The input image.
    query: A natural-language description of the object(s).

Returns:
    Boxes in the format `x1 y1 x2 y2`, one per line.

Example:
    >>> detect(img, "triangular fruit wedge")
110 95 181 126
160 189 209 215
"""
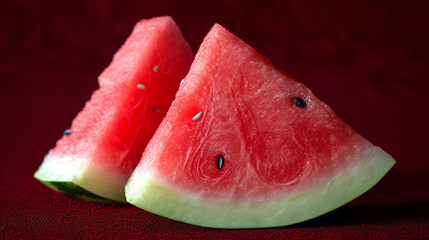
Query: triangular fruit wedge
34 16 194 202
125 24 395 228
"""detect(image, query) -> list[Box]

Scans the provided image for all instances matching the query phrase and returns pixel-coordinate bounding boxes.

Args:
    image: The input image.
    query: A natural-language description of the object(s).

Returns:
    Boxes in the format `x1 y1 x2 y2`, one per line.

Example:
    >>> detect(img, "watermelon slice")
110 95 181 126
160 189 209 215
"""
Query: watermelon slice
34 16 194 202
125 24 395 228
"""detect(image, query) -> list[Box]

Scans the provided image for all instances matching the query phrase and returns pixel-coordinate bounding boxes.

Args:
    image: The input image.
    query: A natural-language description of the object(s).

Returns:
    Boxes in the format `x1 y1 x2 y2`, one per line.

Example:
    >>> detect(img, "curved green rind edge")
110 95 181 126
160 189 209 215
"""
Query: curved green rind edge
125 147 395 229
35 178 122 203
34 157 122 204
43 181 115 203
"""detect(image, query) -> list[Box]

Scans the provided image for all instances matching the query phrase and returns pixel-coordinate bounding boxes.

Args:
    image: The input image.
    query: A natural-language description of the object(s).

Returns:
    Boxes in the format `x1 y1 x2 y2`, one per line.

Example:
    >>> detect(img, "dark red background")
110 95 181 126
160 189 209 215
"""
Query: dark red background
1 0 428 239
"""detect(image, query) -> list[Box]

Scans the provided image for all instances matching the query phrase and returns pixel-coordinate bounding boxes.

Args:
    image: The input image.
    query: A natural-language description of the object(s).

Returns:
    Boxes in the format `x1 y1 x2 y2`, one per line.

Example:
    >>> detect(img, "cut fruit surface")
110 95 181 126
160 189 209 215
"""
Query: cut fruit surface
34 16 194 202
125 24 395 228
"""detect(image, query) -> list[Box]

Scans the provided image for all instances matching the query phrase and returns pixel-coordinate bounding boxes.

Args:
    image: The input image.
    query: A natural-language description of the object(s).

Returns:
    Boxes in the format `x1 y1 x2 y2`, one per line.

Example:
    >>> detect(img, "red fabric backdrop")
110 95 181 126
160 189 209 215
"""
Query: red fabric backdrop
1 0 428 238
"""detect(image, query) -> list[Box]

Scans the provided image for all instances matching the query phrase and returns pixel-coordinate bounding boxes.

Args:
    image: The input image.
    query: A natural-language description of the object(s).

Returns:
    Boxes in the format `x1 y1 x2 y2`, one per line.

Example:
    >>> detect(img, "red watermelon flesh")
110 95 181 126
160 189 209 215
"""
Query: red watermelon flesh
34 16 194 202
125 24 395 228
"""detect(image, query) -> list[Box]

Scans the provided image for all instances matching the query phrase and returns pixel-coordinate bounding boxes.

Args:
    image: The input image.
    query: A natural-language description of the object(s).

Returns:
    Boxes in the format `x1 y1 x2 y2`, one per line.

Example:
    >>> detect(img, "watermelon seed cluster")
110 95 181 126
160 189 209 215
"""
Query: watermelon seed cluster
63 129 72 136
217 155 224 170
292 97 307 108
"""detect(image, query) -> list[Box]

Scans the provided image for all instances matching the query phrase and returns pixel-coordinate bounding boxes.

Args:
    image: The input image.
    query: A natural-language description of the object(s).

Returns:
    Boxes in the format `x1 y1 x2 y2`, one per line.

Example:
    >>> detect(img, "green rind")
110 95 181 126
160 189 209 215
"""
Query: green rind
125 147 395 228
35 176 121 203
34 155 124 203
44 181 114 203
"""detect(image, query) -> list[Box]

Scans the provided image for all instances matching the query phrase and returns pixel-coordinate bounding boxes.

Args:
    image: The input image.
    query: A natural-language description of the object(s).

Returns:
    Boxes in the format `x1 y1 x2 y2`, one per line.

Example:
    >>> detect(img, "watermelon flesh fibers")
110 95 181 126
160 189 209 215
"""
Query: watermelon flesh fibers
34 16 194 202
125 24 395 228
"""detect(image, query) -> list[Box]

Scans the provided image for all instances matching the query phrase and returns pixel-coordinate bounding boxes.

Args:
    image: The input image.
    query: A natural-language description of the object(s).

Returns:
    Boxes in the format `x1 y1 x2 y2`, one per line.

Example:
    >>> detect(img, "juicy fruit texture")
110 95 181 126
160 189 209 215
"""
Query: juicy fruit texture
34 16 194 202
126 24 395 228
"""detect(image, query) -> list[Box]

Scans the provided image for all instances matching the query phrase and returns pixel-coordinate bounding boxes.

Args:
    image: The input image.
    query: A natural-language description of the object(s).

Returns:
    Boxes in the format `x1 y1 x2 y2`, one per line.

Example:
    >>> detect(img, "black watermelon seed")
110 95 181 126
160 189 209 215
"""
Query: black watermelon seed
217 155 224 170
64 129 72 135
292 97 307 108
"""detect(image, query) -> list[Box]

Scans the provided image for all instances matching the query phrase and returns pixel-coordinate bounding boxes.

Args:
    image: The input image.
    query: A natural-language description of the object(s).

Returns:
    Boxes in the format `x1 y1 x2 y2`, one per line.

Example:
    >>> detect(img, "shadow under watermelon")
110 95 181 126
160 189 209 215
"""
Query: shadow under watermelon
291 202 429 229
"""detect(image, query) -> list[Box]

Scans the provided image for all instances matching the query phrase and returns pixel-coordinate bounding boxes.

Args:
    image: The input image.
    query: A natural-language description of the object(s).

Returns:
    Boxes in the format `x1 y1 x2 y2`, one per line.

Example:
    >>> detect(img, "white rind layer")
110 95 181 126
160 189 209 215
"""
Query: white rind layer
34 153 126 202
125 147 395 228
34 153 84 182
